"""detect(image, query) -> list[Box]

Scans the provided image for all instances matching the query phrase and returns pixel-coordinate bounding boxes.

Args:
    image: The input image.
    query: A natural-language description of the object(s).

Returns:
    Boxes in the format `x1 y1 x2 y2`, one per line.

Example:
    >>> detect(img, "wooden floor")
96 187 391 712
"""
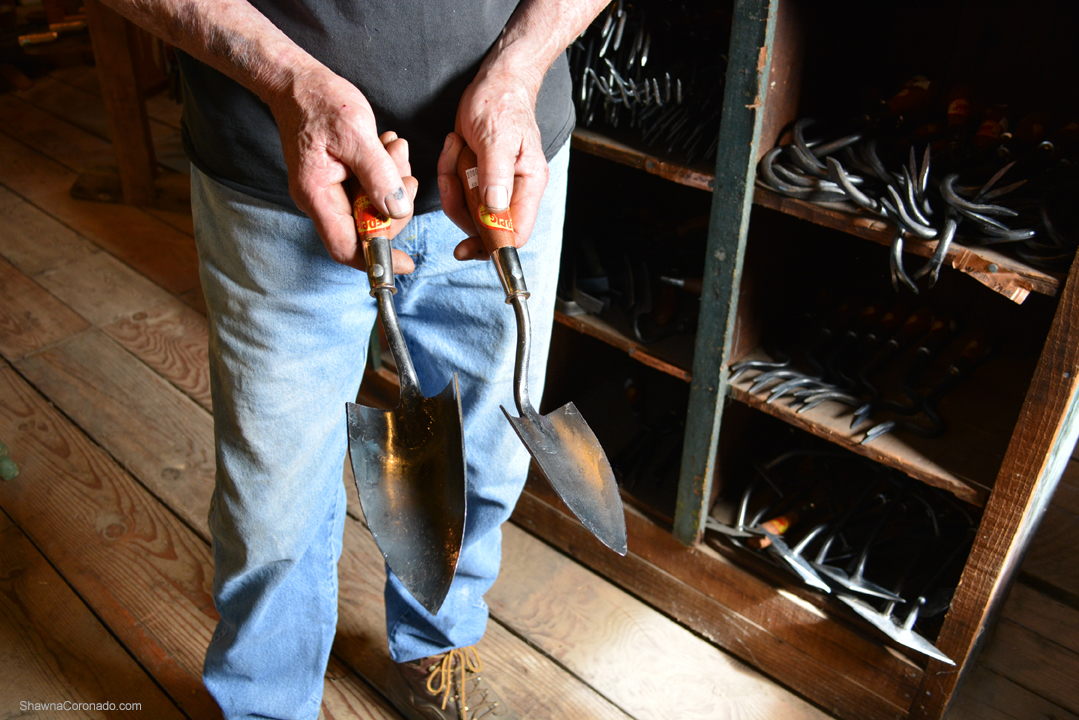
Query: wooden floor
0 63 1076 720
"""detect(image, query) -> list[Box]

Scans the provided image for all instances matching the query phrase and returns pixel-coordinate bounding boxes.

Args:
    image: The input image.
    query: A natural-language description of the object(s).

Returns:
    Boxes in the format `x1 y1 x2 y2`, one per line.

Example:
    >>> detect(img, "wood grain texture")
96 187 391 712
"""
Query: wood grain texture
84 0 157 206
909 248 1079 719
1020 504 1079 600
15 74 188 174
0 363 223 719
14 329 216 541
33 250 175 328
948 665 1079 720
513 485 917 720
0 363 400 720
0 514 187 719
489 522 830 720
753 187 1058 302
0 256 89 360
0 184 100 276
103 298 212 412
978 619 1079 715
999 582 1079 656
0 131 199 295
49 64 184 131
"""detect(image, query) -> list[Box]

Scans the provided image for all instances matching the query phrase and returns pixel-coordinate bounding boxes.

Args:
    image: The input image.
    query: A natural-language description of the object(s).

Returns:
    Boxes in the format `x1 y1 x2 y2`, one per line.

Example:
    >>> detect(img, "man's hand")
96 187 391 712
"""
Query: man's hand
437 0 609 261
270 66 417 273
438 60 548 261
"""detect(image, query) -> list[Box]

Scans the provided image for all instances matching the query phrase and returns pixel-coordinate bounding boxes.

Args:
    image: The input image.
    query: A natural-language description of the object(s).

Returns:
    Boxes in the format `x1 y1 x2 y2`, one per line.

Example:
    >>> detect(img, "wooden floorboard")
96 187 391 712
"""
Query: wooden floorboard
0 512 187 719
0 362 400 720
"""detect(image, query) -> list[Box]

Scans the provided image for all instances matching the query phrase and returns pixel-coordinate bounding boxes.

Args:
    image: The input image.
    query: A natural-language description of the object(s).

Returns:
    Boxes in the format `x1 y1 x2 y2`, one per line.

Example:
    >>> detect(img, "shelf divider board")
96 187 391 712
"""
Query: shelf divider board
554 311 692 382
674 0 781 545
727 375 989 507
910 250 1079 718
753 187 1060 303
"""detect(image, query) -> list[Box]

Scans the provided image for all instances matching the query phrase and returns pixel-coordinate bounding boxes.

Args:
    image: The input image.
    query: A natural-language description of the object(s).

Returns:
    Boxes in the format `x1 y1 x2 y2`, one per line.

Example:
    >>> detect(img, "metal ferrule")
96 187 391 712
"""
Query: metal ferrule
492 246 530 304
364 235 397 297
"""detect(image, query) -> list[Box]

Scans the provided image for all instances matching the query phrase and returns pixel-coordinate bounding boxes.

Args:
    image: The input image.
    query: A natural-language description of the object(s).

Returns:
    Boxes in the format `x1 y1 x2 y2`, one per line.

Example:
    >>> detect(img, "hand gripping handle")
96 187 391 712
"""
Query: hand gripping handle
455 145 530 303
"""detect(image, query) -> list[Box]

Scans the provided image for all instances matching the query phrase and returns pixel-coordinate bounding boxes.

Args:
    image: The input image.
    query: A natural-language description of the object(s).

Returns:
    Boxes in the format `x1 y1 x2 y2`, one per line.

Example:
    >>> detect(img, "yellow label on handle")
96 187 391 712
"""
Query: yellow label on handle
354 195 391 234
478 205 514 232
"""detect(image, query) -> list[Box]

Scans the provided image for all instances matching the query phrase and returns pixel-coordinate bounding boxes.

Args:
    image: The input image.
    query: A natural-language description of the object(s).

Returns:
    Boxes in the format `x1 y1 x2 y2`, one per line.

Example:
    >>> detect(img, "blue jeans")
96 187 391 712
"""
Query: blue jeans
195 145 569 720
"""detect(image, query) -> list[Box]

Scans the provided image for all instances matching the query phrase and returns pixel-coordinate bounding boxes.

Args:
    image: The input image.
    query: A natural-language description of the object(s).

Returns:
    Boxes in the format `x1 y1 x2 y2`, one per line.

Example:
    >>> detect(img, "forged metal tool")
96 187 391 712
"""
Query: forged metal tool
345 185 466 616
862 334 992 444
457 145 627 555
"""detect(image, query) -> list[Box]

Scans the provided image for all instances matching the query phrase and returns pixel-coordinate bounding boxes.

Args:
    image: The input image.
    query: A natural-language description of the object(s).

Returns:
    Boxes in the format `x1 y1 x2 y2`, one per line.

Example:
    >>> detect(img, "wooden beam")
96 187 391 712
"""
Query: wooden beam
909 249 1079 719
83 0 156 206
674 0 781 543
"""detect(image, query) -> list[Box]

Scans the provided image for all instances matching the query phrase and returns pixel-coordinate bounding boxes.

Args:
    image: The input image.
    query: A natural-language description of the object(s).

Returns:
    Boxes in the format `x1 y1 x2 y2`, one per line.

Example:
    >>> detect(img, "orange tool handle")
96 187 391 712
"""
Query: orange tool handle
455 145 517 254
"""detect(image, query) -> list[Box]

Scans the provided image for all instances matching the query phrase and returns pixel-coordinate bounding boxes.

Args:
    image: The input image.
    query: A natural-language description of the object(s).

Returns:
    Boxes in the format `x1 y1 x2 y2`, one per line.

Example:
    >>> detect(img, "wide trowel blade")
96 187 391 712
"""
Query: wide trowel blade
505 401 627 555
346 378 466 615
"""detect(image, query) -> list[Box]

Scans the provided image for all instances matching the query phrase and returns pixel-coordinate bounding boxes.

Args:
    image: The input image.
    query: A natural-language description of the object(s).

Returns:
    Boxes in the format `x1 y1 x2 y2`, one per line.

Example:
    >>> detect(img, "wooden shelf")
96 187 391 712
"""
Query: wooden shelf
570 128 715 194
554 310 693 382
754 186 1063 304
569 128 1062 305
723 344 1043 507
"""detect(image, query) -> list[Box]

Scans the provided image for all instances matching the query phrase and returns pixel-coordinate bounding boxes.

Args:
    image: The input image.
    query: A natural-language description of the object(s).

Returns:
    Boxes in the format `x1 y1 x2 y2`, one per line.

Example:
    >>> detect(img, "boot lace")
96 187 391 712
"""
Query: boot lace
424 646 501 719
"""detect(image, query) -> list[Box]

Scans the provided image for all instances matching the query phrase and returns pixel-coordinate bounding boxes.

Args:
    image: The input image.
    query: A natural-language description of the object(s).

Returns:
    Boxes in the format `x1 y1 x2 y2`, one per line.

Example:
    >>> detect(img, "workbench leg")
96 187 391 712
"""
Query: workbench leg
84 0 157 206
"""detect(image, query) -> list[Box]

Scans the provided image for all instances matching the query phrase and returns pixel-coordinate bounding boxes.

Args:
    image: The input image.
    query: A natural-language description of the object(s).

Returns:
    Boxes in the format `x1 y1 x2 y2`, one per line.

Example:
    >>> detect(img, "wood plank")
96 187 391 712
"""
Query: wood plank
1000 582 1079 657
49 64 184 131
84 0 157 205
0 131 199 295
16 318 635 719
0 363 401 720
103 298 212 412
33 250 176 328
947 665 1079 720
489 521 830 720
909 240 1079 720
15 74 188 174
0 513 187 720
555 311 693 382
0 256 89 360
571 128 715 192
979 619 1079 715
1020 504 1079 600
753 186 1059 302
14 329 215 539
0 184 100 275
513 485 917 720
728 371 989 506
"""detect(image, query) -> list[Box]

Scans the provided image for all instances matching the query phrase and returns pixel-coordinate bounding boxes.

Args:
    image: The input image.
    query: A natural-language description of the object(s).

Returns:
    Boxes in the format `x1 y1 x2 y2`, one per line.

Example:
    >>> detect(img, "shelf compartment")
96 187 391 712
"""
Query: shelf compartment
754 187 1063 304
570 127 1062 305
724 343 1043 507
554 310 692 382
570 128 714 194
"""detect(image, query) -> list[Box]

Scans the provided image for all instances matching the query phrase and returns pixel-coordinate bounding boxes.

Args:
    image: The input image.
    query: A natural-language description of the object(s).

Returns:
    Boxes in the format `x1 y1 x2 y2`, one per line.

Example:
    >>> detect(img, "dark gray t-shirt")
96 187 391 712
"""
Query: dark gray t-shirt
177 0 575 215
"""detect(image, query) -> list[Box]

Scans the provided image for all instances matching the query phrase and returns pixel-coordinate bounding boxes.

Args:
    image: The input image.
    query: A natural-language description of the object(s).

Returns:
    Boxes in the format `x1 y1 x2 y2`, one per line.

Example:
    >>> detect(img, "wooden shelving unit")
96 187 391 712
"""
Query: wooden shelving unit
513 1 1079 719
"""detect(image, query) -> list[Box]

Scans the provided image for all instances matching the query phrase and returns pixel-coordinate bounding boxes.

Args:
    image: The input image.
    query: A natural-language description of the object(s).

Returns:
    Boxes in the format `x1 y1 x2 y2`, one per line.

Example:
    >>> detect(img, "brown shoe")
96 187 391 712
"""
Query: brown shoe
385 646 519 720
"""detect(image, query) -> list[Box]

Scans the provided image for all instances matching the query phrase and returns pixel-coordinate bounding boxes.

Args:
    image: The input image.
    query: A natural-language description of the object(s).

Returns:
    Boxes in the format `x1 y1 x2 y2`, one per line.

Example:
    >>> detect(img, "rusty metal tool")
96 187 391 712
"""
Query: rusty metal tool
345 183 467 615
456 145 627 555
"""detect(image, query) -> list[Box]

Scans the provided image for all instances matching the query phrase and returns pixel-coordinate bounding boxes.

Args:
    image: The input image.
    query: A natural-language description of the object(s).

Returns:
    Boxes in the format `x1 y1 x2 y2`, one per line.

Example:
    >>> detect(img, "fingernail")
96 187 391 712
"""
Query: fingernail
485 185 509 211
385 187 411 217
443 134 455 152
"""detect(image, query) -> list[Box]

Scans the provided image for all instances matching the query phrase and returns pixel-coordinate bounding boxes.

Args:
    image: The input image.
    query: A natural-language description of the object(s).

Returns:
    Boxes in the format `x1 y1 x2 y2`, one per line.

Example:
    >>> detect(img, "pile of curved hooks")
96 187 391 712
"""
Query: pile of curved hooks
758 118 1077 291
568 1 727 165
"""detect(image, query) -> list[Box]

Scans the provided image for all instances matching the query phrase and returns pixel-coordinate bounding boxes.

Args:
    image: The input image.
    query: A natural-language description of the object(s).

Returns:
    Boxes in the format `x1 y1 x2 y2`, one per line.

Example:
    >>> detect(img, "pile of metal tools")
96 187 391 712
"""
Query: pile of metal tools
707 450 976 664
757 78 1079 287
729 299 992 444
568 0 729 165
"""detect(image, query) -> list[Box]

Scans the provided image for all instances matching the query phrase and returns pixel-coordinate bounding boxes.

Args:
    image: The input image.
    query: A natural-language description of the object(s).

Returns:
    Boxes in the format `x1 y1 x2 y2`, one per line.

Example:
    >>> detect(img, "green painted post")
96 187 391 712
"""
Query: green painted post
673 0 780 545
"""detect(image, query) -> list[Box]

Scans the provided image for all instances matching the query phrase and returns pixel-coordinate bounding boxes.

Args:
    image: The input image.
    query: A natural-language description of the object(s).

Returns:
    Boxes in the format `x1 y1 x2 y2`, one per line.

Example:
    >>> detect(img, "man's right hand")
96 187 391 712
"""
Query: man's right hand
269 65 417 273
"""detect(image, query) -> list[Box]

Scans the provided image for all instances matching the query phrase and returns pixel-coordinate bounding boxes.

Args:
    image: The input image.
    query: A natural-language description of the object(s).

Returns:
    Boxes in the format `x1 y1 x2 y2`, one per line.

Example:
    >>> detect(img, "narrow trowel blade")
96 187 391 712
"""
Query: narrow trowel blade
505 401 627 555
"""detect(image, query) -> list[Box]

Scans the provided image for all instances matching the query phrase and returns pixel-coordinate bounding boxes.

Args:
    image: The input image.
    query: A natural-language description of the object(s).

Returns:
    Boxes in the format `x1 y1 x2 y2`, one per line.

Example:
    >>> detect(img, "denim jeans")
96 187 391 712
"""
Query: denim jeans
194 145 569 720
